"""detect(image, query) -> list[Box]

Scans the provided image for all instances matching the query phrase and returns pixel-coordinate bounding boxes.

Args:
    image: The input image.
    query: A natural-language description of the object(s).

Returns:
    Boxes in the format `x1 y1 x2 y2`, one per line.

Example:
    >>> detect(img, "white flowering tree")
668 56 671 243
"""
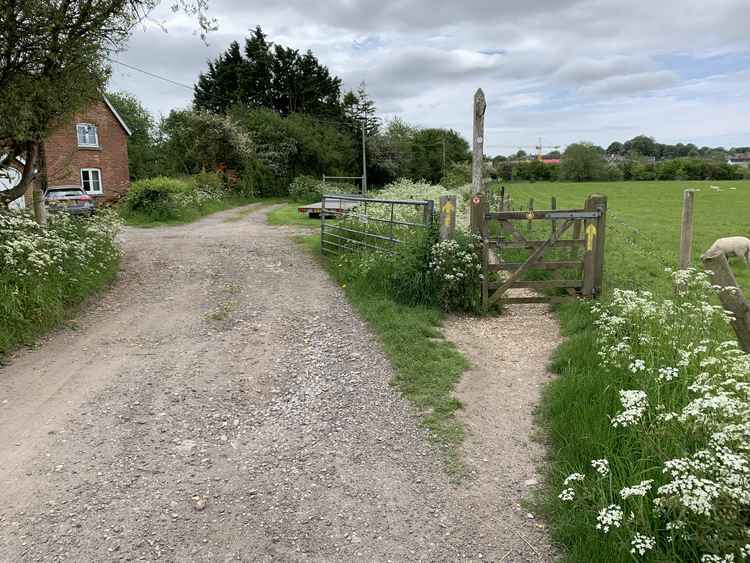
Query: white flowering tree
0 0 213 224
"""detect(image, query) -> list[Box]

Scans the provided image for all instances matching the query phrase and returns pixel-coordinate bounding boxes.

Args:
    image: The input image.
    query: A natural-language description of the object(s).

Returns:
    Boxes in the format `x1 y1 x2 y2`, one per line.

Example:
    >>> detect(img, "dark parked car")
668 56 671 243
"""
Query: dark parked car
44 186 96 216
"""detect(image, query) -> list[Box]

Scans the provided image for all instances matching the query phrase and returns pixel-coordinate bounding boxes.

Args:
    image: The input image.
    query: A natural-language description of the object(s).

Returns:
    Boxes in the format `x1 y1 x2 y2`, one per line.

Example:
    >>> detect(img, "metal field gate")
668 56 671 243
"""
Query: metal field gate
320 194 434 256
471 193 607 307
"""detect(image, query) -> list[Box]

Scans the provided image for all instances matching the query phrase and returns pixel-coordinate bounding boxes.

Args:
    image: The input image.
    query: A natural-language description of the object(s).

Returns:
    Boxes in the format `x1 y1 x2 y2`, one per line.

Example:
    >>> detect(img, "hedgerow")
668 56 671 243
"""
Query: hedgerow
0 209 121 355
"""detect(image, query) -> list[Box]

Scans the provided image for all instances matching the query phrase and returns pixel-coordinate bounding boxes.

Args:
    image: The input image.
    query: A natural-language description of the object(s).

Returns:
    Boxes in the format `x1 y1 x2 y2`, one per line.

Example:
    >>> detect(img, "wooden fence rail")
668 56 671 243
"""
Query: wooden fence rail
471 192 607 308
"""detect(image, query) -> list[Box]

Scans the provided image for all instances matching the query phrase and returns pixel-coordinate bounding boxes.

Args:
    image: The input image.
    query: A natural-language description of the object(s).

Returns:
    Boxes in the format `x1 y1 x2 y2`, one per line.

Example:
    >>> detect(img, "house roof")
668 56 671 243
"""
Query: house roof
102 95 133 137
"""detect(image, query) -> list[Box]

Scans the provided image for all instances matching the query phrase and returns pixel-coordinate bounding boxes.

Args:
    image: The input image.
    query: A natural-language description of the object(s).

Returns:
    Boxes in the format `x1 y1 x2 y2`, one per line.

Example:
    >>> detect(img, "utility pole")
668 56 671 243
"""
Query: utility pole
442 134 446 179
361 120 367 196
472 88 486 194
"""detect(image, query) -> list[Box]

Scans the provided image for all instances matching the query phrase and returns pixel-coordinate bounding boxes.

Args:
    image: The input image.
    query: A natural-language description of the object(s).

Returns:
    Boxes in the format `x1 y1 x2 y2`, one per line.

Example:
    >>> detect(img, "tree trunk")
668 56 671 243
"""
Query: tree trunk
0 142 39 207
33 143 48 227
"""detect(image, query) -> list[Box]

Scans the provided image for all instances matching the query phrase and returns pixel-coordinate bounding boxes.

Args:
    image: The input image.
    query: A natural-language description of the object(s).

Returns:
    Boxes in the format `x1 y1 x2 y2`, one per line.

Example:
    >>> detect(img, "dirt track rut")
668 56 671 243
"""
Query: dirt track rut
0 205 556 561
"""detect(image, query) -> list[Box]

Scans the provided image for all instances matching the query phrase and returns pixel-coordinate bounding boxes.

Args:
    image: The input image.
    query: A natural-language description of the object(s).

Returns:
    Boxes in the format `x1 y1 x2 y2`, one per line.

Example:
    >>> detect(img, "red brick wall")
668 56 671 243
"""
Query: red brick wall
24 101 130 205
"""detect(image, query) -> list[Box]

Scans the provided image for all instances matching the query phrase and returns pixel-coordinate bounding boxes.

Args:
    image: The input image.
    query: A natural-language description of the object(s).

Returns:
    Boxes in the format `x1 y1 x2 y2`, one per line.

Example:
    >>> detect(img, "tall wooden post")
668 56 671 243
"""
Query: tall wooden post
702 251 750 352
678 189 696 269
439 195 457 240
472 88 486 195
582 194 607 297
470 194 489 308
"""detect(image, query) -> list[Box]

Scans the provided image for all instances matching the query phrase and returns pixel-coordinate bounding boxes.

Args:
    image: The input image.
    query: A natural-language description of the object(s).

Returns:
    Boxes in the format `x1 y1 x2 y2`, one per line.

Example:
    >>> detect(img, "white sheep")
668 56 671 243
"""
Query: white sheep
702 236 750 263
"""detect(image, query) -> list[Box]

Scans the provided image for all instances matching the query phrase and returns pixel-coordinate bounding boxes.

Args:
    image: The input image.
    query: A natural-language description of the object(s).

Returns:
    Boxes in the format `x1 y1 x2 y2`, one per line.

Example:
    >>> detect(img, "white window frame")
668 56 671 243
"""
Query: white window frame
76 123 99 148
80 168 103 195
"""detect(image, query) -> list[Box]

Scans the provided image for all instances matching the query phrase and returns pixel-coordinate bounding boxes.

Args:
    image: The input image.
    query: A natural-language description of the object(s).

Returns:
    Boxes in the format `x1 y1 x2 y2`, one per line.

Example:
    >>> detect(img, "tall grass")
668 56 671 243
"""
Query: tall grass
0 210 121 355
509 180 750 561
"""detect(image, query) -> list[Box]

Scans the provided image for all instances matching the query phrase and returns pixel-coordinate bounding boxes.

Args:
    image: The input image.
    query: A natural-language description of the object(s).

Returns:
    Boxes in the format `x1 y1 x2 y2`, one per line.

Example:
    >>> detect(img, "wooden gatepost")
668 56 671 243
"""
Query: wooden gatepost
472 193 607 308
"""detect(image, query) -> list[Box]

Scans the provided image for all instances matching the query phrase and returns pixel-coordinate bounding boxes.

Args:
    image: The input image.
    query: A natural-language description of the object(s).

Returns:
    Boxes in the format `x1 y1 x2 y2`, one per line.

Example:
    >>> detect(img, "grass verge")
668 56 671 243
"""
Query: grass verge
121 196 262 227
518 180 750 560
295 234 469 474
0 212 121 357
266 202 322 228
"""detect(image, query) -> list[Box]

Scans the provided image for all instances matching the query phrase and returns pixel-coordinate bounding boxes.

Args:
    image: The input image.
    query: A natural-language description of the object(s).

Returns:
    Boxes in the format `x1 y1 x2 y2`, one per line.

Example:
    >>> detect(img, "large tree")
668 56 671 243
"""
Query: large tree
106 91 158 180
343 82 380 136
0 0 211 222
560 142 607 182
193 26 343 118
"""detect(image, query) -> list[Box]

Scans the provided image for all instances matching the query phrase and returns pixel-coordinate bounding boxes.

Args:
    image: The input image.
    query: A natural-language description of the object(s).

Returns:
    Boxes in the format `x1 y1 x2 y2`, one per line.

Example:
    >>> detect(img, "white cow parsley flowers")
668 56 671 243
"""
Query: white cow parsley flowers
611 390 649 427
596 504 623 533
630 534 656 556
564 472 585 485
591 459 610 477
558 488 575 502
558 269 750 560
620 480 654 499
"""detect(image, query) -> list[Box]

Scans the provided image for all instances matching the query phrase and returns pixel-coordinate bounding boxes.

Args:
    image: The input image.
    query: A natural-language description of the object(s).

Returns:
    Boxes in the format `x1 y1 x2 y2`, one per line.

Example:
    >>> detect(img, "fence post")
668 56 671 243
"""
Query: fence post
582 194 607 297
424 200 435 229
527 198 534 231
470 194 489 308
472 88 486 194
702 251 750 352
551 196 557 236
678 189 696 269
439 195 457 240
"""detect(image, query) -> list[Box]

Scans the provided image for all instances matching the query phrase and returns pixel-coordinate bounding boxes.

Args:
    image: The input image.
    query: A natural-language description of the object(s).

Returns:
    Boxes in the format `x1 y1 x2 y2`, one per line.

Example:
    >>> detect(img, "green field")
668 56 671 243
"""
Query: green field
493 180 750 293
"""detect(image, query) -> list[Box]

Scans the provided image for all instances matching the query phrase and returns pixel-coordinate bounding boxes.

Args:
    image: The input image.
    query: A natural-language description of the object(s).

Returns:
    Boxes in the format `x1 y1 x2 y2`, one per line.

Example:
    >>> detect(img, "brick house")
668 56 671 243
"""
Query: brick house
12 96 132 208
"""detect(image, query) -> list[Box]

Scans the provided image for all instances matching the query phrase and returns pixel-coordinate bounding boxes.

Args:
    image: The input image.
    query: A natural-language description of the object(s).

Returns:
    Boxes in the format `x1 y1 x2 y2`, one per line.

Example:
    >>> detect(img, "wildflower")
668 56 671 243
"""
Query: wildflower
595 504 623 533
611 390 648 427
629 359 646 373
563 472 585 485
620 480 653 499
591 459 610 477
630 534 656 556
558 488 575 502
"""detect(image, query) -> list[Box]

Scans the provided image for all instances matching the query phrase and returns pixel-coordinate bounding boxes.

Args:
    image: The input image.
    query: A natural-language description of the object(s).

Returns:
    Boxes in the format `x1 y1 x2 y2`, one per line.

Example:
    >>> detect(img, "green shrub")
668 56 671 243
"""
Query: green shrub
0 210 121 355
289 175 324 203
429 232 483 313
122 176 189 220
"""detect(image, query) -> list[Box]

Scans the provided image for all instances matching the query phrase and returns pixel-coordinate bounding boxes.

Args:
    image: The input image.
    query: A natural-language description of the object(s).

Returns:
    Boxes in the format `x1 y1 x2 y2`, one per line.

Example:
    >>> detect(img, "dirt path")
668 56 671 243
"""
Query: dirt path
0 204 558 561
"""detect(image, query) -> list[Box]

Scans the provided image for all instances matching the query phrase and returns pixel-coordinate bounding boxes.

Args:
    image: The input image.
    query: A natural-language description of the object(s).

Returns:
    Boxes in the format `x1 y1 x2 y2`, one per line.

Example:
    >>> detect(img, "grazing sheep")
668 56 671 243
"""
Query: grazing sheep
702 236 750 263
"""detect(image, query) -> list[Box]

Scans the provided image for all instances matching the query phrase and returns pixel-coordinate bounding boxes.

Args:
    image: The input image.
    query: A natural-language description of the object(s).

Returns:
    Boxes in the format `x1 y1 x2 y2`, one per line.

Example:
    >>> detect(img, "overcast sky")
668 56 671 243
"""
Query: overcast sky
109 0 750 155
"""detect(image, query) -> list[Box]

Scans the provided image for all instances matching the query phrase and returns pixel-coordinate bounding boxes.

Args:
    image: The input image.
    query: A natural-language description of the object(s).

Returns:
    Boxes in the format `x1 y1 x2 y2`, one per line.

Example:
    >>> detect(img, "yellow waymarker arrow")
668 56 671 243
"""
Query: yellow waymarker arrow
442 200 455 226
585 224 597 251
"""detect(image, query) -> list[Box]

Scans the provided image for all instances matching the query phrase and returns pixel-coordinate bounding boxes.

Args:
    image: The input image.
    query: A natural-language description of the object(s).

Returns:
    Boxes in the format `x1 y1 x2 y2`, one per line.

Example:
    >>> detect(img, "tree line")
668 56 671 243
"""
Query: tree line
111 26 471 195
491 141 749 183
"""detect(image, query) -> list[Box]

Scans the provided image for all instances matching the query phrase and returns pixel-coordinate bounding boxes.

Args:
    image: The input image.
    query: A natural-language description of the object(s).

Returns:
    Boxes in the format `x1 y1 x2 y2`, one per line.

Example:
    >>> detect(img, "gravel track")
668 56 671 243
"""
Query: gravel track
0 204 556 561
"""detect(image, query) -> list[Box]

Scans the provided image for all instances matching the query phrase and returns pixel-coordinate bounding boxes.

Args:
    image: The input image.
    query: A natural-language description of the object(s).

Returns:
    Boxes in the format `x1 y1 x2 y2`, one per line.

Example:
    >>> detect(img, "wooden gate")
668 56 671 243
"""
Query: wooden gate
471 193 607 308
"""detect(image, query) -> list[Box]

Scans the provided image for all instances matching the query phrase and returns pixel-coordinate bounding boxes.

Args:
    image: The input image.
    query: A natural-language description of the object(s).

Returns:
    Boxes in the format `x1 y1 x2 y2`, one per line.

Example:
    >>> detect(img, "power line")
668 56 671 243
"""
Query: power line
109 58 195 92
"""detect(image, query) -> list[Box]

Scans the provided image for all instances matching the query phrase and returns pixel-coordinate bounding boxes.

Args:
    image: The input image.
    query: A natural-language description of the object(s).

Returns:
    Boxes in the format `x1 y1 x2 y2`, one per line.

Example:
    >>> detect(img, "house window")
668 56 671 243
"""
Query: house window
81 168 103 194
76 123 99 148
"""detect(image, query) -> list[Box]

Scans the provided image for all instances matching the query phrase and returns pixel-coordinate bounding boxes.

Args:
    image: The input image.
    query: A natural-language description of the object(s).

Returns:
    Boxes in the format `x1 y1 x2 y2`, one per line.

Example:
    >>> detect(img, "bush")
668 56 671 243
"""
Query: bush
0 210 121 354
441 162 471 189
289 175 324 203
122 176 189 220
121 173 230 222
429 232 483 313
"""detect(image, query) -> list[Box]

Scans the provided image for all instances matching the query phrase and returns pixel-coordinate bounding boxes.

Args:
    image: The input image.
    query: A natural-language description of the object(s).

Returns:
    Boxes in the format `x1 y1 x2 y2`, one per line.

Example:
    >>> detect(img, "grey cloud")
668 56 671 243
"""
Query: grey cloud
112 0 750 152
555 56 653 84
579 70 679 96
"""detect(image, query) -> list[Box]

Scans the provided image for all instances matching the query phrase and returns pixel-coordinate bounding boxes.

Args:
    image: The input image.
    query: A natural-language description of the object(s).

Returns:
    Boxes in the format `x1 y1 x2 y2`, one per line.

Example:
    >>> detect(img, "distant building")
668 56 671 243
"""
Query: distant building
728 154 750 169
